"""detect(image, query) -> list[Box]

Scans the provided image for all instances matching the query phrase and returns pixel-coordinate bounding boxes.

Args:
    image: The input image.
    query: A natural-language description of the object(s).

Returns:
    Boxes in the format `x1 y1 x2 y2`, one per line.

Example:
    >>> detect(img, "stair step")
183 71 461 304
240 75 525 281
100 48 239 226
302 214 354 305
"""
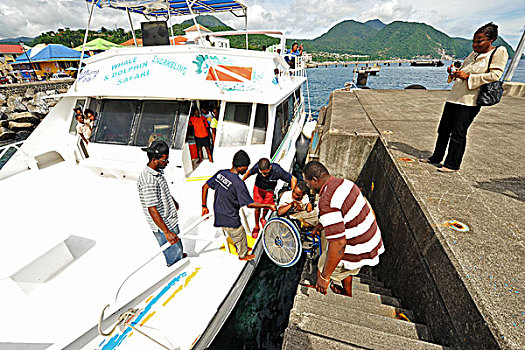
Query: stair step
295 291 414 320
358 266 378 279
283 328 364 350
300 270 385 289
353 276 385 288
297 283 402 308
353 282 392 296
288 311 447 349
292 297 432 342
300 276 392 296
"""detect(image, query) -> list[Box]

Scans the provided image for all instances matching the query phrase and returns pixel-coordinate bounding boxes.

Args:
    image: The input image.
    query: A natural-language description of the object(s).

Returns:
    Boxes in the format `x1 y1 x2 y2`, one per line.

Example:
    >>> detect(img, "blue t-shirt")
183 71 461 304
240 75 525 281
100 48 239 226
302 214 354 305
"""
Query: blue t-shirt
287 49 301 56
250 163 292 191
207 169 254 228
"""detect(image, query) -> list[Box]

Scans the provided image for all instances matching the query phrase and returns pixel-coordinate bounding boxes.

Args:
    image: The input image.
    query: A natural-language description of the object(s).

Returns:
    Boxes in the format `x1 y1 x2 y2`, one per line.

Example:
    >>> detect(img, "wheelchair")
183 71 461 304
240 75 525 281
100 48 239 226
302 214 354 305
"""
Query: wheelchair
261 212 322 269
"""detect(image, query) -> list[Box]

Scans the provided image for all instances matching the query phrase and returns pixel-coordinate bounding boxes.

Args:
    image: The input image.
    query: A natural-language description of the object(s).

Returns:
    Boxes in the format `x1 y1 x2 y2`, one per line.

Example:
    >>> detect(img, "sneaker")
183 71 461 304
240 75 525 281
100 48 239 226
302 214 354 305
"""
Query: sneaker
239 254 256 261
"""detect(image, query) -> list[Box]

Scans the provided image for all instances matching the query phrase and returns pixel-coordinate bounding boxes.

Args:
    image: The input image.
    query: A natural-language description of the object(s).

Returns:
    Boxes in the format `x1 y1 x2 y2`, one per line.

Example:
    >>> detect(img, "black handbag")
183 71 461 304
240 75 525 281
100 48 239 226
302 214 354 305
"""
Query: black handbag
477 47 504 106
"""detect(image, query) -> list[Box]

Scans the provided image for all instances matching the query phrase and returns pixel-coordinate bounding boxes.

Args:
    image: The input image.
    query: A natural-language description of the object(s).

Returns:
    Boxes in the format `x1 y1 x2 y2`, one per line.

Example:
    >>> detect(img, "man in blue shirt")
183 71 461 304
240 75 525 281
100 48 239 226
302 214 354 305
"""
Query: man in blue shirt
201 150 276 261
242 158 297 238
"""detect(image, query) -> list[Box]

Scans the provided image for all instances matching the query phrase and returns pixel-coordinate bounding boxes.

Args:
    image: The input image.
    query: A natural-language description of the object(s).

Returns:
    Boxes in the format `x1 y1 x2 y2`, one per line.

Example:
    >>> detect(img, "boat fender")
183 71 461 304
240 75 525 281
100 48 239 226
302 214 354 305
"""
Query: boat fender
295 133 310 169
405 84 427 90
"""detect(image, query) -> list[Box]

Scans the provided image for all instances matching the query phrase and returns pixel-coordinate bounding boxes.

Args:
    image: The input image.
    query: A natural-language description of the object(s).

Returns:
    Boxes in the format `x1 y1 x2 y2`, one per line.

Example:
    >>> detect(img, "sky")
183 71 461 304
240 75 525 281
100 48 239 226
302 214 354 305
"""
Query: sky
0 0 523 48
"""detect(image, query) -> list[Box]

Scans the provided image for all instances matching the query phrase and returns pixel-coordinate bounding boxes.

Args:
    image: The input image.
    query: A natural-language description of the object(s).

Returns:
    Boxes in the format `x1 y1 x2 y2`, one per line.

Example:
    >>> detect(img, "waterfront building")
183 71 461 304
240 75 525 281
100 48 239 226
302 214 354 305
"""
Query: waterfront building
10 44 87 80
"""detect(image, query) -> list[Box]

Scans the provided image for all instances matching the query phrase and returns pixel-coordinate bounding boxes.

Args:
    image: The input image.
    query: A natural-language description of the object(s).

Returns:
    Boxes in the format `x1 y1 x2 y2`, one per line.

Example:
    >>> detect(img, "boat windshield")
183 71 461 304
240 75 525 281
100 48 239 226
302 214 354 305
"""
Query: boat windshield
92 99 190 148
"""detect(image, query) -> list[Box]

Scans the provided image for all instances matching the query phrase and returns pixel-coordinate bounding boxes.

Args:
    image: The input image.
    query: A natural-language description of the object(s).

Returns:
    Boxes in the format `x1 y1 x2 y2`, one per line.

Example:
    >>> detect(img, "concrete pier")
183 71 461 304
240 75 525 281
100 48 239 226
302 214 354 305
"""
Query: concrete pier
284 88 524 349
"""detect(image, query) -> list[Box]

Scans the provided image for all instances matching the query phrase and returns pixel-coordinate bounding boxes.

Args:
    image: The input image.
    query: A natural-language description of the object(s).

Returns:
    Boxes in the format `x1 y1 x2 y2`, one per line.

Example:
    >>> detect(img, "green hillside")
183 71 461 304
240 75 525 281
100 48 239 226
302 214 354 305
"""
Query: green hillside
26 16 515 59
28 15 278 51
291 20 515 59
365 19 386 30
180 15 227 28
293 20 377 54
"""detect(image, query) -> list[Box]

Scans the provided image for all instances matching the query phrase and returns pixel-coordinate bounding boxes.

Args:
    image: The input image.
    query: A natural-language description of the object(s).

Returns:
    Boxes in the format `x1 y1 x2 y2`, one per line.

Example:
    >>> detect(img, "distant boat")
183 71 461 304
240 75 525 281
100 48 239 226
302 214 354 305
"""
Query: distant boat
410 60 444 67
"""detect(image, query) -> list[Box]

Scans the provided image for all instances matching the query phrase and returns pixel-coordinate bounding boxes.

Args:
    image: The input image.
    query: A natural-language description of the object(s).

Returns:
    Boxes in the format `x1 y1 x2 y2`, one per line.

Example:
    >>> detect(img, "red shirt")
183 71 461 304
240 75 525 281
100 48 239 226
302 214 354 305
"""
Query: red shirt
189 116 209 138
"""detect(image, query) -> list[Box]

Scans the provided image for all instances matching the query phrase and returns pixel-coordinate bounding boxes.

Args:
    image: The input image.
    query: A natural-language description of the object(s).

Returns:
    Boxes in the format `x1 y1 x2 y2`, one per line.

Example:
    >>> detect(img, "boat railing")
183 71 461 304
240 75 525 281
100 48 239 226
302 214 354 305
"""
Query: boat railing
114 213 219 304
0 141 24 170
285 55 307 78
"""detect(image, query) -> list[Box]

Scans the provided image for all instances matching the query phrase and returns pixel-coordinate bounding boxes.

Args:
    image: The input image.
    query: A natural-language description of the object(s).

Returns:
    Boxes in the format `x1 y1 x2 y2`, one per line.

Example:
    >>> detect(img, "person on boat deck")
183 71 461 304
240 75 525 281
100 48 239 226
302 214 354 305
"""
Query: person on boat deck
74 110 91 144
188 107 213 163
242 158 297 238
210 107 219 144
303 161 384 297
137 140 184 267
420 22 509 173
285 42 303 69
84 109 96 129
278 181 318 227
202 150 277 262
201 106 213 124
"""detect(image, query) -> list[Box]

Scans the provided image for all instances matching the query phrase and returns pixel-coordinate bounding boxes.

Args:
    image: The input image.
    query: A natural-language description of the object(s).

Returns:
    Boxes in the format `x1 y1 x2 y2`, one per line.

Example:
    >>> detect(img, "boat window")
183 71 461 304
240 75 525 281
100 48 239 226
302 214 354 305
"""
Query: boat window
69 99 85 135
251 104 268 145
219 102 252 147
93 100 138 145
271 97 290 157
287 94 295 125
133 101 179 147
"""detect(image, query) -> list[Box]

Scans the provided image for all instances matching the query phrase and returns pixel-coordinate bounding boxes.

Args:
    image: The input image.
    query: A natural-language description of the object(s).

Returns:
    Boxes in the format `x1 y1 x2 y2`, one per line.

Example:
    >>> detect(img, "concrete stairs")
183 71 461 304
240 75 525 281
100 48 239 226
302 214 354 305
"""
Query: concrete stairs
282 266 448 349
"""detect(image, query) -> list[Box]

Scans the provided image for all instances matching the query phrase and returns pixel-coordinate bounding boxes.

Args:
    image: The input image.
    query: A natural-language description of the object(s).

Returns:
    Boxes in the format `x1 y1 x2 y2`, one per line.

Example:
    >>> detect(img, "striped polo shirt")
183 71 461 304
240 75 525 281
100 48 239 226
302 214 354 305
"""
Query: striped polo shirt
319 176 384 270
137 166 179 232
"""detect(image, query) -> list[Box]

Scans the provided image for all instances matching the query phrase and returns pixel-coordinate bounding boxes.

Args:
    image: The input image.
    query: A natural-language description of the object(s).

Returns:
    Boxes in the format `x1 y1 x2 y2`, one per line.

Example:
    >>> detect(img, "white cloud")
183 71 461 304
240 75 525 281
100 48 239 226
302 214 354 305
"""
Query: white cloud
358 0 414 23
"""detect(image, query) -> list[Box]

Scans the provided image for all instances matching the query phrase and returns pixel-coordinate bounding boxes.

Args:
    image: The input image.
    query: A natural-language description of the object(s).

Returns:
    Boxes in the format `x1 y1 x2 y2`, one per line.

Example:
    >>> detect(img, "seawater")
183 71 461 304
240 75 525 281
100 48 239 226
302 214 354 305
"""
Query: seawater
210 58 525 350
306 58 525 113
211 255 304 350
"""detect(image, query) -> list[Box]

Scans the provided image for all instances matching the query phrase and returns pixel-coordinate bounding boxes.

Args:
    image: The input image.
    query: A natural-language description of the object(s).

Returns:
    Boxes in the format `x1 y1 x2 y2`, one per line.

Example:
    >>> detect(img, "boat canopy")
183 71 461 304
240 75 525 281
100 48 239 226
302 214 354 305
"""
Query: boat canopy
85 0 246 16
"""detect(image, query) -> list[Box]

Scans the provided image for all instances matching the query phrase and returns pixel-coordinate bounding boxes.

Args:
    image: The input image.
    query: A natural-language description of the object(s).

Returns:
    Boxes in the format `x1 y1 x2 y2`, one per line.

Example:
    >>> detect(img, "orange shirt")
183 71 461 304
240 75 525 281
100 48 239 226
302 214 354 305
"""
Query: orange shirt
189 116 209 138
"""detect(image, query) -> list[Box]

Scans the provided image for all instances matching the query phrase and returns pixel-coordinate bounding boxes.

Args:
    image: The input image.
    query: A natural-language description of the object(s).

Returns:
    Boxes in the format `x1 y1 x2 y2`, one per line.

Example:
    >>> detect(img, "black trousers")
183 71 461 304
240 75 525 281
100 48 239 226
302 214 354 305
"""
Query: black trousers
429 102 481 170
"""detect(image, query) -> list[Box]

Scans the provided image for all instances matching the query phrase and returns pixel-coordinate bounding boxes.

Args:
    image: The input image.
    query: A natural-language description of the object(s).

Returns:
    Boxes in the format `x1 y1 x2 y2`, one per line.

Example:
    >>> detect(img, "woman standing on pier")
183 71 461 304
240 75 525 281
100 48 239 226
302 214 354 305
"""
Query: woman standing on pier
421 22 508 173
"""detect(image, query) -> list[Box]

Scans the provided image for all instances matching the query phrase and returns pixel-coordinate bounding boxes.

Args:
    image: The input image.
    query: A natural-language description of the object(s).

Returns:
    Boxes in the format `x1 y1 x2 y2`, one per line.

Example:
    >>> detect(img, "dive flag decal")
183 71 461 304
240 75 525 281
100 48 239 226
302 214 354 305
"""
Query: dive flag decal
206 65 253 82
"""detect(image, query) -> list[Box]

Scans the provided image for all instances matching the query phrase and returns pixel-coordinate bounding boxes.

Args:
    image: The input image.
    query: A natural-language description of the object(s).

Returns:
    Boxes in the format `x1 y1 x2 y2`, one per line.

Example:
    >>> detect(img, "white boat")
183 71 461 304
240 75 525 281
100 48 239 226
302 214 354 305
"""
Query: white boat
0 1 311 349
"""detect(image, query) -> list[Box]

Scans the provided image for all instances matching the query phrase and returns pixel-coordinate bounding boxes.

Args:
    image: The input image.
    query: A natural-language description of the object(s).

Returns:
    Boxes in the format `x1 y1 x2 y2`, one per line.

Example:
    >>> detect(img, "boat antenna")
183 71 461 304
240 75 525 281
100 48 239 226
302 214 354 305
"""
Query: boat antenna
502 29 525 82
244 7 248 50
185 0 224 94
126 7 139 47
74 0 97 92
166 0 174 44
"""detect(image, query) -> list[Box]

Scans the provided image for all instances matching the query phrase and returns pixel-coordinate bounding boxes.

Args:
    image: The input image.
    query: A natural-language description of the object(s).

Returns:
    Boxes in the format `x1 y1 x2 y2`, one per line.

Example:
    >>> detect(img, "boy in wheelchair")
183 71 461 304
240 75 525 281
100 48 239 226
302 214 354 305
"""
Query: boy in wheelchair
277 181 318 228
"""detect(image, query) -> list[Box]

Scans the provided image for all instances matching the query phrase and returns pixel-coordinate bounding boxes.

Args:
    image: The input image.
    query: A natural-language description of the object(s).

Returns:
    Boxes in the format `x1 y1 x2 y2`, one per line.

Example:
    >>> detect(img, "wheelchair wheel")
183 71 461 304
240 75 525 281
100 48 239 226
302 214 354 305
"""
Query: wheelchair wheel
262 217 302 267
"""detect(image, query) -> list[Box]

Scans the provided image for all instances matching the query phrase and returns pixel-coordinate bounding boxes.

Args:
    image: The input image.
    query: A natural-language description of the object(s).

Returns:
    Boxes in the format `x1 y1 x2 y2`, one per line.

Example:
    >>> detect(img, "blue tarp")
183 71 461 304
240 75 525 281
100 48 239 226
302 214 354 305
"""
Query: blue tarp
15 44 88 63
86 0 246 16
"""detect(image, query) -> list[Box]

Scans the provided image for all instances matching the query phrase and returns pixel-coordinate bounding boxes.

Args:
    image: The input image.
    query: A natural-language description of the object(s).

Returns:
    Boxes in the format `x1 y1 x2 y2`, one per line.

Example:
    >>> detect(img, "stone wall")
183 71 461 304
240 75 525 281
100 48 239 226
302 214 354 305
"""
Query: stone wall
0 81 73 145
308 90 379 181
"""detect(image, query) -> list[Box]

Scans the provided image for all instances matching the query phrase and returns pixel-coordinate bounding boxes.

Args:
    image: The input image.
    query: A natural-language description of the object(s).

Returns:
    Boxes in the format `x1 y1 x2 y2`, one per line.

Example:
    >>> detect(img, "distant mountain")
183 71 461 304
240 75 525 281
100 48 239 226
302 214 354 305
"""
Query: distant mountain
0 36 34 44
179 15 227 28
295 20 377 54
292 20 515 59
365 19 386 30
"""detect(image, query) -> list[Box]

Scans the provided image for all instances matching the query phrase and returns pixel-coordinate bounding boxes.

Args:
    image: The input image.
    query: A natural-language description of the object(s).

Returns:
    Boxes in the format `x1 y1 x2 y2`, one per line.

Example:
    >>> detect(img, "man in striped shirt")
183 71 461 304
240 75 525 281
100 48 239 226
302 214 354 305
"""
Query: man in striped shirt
303 161 384 296
137 140 184 267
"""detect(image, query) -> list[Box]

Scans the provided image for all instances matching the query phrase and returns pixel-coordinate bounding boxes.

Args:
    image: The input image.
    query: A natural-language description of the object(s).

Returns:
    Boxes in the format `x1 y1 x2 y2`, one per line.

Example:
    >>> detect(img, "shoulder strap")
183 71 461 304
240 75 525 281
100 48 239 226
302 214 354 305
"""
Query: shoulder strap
486 46 499 73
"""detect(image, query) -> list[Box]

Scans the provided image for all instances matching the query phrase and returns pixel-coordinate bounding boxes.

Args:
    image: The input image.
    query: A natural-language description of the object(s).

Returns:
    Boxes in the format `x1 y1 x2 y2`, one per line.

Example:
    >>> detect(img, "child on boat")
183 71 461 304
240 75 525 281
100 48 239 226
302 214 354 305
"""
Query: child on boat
243 158 297 238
